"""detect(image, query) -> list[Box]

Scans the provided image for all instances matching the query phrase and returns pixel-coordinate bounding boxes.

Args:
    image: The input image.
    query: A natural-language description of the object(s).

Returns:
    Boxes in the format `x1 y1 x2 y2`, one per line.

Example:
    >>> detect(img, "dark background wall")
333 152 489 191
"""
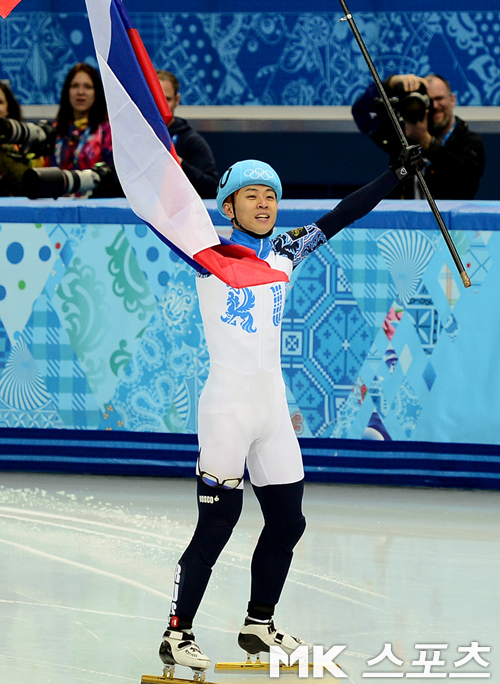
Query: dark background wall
202 130 500 200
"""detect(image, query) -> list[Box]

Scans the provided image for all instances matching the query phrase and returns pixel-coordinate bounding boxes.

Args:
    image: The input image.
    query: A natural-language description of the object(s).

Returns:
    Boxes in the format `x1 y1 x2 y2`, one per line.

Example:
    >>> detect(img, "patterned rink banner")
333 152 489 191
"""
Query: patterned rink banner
0 198 499 488
2 4 500 106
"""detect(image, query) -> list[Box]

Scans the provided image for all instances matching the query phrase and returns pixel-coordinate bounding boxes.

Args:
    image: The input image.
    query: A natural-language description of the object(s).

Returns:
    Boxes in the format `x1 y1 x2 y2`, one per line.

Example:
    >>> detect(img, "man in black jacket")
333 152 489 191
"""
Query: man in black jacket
352 73 485 199
156 69 219 199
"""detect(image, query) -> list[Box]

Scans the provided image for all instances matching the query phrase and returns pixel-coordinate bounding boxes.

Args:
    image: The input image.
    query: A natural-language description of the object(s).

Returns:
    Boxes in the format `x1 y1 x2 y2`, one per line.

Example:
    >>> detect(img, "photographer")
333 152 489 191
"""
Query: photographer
352 73 485 199
0 82 46 196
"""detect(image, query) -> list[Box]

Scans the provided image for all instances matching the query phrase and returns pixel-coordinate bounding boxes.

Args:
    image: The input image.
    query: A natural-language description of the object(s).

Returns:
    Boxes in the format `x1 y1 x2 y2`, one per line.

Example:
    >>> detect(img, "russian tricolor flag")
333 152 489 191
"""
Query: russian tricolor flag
85 0 288 288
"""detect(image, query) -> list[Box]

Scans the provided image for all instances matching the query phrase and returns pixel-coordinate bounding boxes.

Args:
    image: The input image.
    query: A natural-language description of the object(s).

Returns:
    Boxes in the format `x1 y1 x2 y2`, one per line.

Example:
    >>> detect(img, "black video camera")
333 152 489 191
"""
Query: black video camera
0 117 56 157
22 162 114 199
393 82 432 125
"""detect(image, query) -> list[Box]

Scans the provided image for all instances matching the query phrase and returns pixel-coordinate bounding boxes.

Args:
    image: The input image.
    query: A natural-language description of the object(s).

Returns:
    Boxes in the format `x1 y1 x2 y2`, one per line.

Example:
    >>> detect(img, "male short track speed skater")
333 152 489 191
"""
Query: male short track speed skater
158 149 423 677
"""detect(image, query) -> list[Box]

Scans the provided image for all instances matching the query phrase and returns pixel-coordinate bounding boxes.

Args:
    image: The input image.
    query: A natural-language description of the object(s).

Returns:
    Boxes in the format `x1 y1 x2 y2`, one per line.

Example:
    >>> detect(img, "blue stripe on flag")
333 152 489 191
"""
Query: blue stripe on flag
113 0 134 30
107 0 172 152
145 220 205 273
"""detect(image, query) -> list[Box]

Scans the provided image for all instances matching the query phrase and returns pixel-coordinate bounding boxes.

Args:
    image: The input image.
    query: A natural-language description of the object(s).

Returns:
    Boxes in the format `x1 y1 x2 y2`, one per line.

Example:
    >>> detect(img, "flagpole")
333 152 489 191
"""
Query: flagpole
338 0 471 289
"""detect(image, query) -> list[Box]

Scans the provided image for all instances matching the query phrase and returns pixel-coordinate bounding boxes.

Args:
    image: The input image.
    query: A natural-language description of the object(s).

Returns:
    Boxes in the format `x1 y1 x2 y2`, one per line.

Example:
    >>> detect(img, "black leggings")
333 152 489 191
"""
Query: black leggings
170 477 306 625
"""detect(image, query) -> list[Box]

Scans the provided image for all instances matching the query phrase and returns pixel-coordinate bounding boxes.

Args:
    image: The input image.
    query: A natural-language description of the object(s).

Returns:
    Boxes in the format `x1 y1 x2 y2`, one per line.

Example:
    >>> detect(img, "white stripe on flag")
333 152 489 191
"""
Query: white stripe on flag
86 0 112 61
96 55 220 259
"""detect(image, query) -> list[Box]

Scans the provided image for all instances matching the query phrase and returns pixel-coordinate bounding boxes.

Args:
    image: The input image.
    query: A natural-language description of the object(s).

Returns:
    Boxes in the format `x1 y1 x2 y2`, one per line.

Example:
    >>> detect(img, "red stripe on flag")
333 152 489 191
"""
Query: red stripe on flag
0 0 22 18
194 244 289 289
127 27 180 164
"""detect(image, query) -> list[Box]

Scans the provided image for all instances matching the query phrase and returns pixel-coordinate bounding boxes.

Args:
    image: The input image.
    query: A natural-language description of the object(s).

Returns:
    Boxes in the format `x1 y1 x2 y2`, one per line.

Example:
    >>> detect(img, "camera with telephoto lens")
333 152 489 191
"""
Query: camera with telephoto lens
22 162 114 199
393 82 432 125
0 117 56 156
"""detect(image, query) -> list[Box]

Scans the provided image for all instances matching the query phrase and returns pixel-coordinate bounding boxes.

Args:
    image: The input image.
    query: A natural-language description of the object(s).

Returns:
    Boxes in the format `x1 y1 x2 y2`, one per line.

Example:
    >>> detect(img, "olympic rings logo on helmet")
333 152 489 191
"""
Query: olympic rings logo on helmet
216 159 282 218
243 168 274 181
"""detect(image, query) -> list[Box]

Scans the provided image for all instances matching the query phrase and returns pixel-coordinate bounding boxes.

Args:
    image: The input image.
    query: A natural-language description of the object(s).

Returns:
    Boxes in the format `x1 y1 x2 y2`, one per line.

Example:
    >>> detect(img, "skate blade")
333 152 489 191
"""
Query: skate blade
141 674 212 684
214 661 313 672
215 660 343 680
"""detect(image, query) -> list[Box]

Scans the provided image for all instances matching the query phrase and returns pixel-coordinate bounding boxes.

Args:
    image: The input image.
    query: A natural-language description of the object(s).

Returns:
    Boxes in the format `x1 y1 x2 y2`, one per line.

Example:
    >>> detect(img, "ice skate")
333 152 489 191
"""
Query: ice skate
237 618 311 656
215 619 312 673
141 629 211 684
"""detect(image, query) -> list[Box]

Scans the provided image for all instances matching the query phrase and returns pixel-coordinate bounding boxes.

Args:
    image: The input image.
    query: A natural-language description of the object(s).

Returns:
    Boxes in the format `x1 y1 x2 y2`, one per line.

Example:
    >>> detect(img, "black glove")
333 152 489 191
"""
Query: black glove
390 144 426 181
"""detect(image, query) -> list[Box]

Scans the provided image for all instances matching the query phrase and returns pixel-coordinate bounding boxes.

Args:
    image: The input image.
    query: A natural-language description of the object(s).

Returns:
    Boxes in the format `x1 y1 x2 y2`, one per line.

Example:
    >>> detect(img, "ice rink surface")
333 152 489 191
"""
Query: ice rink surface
0 472 498 683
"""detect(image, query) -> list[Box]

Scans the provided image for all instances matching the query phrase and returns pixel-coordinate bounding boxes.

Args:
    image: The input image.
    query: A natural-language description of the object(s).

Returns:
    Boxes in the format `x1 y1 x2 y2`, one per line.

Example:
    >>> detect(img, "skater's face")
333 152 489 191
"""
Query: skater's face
224 184 278 235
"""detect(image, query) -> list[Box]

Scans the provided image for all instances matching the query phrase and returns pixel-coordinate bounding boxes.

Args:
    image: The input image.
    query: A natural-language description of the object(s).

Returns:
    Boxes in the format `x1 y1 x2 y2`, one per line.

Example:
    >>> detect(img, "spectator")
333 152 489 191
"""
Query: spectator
50 63 120 197
0 82 33 196
0 80 22 123
156 69 219 199
352 73 485 199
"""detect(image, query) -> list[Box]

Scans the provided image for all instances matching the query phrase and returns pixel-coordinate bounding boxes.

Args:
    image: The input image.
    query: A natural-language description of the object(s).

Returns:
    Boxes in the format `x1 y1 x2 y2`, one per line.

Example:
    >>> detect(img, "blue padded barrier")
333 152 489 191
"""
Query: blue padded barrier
0 198 499 489
1 428 500 491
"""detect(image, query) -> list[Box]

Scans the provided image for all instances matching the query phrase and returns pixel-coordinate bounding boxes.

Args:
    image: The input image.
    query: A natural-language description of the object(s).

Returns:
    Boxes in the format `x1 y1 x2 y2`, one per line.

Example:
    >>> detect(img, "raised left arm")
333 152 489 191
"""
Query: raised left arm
316 146 424 239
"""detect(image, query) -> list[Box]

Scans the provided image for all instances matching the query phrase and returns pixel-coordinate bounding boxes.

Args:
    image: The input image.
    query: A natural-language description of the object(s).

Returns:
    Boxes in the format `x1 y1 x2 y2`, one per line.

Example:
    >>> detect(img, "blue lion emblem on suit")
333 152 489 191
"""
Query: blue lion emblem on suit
221 288 257 333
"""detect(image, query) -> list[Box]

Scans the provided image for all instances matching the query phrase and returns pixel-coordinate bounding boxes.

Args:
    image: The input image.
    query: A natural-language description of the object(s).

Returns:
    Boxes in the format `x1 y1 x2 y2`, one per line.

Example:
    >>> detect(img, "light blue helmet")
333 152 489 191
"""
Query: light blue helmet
216 159 282 218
